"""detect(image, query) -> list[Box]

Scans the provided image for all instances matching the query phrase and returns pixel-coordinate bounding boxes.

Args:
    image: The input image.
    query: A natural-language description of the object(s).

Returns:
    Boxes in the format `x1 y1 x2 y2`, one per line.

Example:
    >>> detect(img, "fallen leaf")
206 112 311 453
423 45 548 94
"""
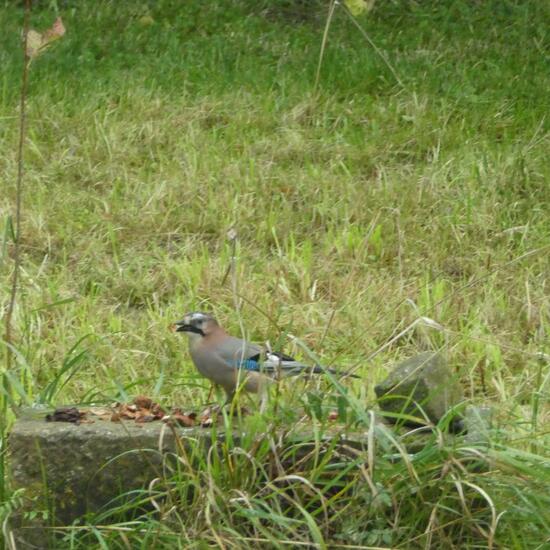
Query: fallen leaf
134 395 153 409
171 409 196 427
88 407 113 421
118 403 138 419
135 414 156 423
45 407 86 424
151 403 166 419
199 406 219 427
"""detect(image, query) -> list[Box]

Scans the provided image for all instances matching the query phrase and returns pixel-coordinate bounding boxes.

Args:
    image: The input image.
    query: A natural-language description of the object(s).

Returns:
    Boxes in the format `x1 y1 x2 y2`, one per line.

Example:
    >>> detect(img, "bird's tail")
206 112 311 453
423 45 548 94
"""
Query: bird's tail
309 364 360 379
260 352 360 379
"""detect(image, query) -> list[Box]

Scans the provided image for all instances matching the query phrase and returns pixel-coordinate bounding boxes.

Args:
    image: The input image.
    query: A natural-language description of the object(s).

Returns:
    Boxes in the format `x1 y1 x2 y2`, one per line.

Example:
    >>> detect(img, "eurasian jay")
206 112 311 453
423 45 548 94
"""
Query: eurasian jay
173 311 354 400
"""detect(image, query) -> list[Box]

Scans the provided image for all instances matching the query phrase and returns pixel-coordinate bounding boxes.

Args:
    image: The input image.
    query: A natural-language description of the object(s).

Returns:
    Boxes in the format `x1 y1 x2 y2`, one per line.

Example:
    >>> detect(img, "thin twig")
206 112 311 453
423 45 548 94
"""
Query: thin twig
4 0 31 373
314 0 337 92
0 0 31 531
340 1 405 89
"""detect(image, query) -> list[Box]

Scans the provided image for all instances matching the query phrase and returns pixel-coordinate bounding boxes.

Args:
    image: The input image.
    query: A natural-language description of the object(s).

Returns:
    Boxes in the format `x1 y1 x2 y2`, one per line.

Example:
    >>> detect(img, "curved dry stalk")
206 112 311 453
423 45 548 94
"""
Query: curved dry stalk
4 1 31 374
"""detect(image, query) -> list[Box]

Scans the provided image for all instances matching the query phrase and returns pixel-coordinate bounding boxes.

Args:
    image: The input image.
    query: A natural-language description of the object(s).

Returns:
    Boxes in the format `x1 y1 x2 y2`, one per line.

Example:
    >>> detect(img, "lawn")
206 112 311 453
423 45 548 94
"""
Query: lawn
1 0 549 547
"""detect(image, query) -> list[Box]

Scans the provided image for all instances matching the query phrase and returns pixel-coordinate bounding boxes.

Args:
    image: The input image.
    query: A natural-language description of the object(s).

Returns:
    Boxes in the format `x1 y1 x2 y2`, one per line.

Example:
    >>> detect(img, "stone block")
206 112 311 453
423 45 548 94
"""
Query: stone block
375 352 464 427
8 414 210 548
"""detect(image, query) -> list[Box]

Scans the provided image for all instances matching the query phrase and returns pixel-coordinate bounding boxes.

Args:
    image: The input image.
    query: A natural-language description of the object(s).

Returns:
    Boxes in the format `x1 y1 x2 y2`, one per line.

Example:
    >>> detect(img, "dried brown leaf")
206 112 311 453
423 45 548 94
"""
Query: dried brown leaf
45 407 86 424
118 404 138 419
151 403 166 419
135 414 156 423
88 407 113 421
199 406 220 427
26 17 65 59
134 395 153 409
173 412 196 427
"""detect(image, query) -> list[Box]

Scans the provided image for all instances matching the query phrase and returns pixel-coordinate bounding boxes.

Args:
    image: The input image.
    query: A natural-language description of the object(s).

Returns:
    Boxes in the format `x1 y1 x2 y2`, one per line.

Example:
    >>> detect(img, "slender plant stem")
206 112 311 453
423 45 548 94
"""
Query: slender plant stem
4 0 31 374
340 1 405 89
314 0 337 93
0 0 31 533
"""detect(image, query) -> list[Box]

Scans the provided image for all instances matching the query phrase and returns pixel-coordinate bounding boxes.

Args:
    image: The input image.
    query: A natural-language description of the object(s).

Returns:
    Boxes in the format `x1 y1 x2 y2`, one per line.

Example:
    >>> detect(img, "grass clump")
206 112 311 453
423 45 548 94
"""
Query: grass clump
1 0 549 547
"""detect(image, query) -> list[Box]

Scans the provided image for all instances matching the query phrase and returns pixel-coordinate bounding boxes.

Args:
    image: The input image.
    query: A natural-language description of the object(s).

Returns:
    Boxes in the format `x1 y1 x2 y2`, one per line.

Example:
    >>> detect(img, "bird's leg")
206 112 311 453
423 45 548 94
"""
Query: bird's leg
205 386 229 418
223 395 235 409
221 390 235 410
206 384 214 404
224 390 252 417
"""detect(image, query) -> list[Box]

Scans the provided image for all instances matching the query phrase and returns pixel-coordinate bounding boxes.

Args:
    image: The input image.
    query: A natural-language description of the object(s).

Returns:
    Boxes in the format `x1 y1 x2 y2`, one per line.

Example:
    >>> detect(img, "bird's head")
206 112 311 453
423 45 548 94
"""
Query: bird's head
173 312 219 340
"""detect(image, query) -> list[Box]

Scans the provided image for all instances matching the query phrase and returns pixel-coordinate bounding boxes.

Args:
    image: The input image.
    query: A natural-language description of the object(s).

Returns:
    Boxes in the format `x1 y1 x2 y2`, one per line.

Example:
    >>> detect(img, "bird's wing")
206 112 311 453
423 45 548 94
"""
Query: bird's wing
261 352 329 375
214 338 359 378
190 345 266 394
214 335 262 364
243 352 360 378
225 349 330 376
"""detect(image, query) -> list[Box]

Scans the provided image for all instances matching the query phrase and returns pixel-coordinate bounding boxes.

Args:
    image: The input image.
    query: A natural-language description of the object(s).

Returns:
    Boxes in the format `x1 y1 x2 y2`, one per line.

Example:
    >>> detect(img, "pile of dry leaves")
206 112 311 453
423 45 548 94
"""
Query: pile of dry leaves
45 396 222 428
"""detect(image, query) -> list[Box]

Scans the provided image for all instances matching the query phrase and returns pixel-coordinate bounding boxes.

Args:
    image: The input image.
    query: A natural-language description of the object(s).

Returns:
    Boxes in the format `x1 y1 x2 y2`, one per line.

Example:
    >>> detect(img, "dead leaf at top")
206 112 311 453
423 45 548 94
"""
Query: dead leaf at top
344 0 375 16
25 30 44 59
44 17 66 41
25 16 65 60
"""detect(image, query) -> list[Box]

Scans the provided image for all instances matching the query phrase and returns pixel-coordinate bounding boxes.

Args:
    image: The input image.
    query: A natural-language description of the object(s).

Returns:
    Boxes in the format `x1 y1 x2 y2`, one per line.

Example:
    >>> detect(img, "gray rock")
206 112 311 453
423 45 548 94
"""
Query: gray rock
375 352 464 426
8 416 212 548
7 411 374 547
463 405 493 445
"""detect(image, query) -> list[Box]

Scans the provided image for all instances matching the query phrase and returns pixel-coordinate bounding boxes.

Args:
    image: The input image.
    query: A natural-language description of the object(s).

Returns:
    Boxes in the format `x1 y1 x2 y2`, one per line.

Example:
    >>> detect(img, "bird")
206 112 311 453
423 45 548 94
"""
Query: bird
173 311 356 402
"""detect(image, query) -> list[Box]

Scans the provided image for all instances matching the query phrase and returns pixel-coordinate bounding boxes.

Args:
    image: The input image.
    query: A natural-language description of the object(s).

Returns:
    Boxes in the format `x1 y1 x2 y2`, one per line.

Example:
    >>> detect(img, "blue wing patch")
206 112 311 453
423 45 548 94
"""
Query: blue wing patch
228 359 261 372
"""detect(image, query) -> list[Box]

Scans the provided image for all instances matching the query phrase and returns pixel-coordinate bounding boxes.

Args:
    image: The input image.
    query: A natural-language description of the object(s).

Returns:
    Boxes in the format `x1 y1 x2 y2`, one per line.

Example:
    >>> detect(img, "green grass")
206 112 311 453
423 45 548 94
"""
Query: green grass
1 0 549 547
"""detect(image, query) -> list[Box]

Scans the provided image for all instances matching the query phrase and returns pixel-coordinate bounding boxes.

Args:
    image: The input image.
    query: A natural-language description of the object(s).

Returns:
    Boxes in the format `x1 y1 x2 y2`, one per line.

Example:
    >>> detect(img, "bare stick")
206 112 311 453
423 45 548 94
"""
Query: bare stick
340 1 405 89
314 0 337 92
4 1 31 373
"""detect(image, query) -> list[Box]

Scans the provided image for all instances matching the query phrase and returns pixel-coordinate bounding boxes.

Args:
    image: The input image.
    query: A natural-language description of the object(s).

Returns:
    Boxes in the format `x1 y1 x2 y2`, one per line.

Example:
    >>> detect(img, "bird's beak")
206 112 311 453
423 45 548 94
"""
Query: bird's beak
172 320 192 333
